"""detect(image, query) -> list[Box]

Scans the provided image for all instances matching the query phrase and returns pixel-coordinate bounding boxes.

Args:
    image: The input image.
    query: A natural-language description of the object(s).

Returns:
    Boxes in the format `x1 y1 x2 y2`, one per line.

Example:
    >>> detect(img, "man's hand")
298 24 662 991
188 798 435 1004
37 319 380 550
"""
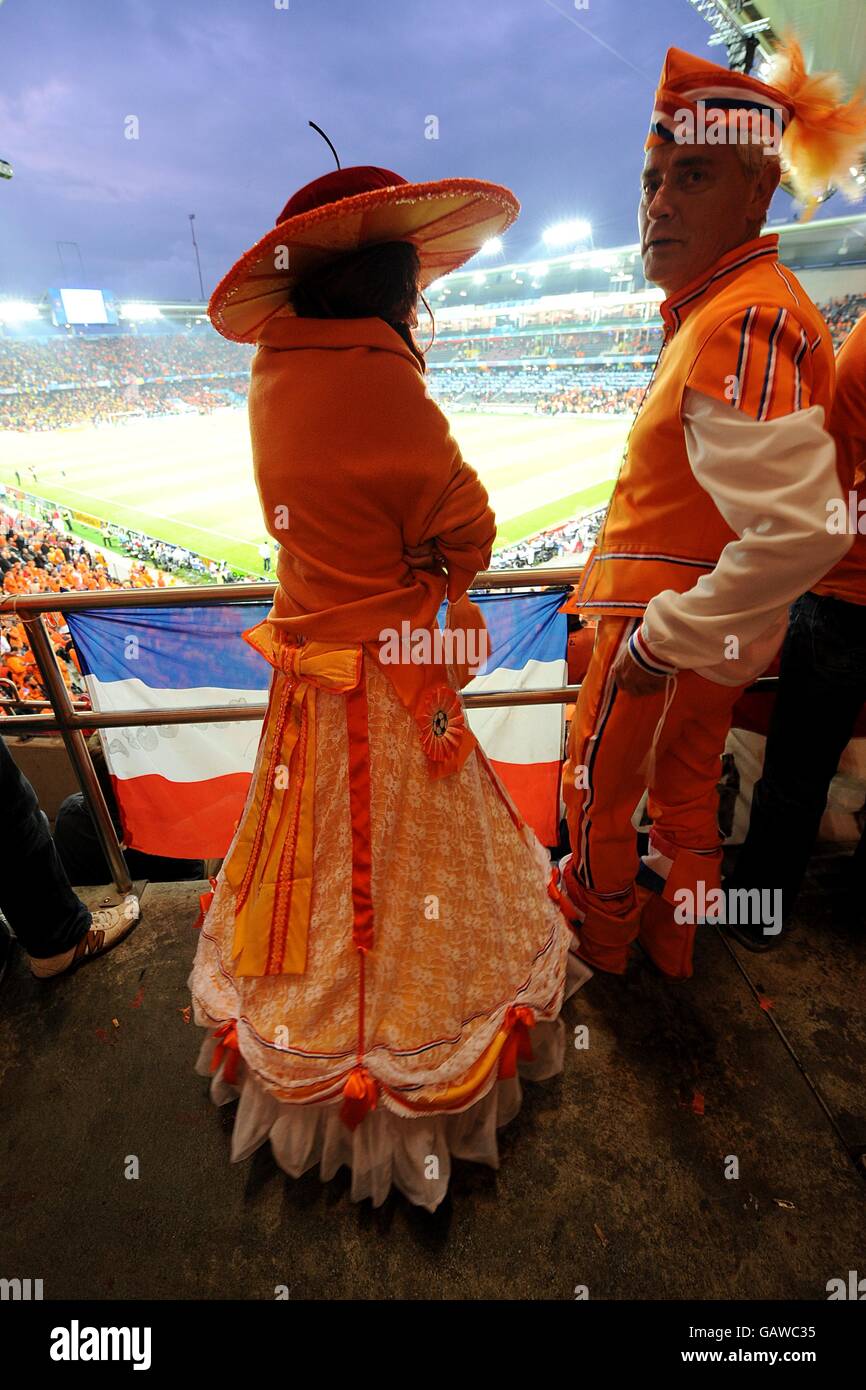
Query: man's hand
403 540 446 574
612 642 671 696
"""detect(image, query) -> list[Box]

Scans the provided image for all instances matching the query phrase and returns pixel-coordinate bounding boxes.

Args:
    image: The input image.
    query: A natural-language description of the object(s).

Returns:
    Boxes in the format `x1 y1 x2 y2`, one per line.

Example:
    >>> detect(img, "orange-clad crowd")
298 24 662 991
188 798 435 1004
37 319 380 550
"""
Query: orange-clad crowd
0 507 168 708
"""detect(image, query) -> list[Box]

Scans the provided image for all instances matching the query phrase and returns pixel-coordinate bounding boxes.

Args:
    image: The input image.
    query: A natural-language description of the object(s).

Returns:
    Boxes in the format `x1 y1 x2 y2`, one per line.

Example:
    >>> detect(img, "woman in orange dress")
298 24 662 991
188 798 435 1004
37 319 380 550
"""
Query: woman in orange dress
190 163 585 1210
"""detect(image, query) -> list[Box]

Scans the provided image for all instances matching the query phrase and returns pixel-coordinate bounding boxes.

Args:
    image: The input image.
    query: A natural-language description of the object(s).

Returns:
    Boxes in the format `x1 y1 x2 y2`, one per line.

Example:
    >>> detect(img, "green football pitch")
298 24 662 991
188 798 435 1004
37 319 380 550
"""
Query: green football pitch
0 408 627 574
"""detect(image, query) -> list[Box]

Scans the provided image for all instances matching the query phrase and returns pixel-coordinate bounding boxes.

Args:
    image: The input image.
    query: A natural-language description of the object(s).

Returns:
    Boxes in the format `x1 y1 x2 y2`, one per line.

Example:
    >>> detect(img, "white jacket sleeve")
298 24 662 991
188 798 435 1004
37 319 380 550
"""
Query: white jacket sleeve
637 387 852 686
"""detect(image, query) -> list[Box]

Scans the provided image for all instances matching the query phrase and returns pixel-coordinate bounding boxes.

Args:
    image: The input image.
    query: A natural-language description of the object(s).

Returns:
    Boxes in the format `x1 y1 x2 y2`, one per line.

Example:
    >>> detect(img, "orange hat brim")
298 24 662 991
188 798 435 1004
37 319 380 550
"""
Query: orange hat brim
208 177 520 343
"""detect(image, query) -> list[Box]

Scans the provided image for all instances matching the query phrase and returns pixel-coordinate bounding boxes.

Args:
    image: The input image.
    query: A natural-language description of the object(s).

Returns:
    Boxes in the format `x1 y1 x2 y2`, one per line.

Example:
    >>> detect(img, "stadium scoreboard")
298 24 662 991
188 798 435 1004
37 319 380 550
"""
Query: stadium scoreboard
48 287 119 328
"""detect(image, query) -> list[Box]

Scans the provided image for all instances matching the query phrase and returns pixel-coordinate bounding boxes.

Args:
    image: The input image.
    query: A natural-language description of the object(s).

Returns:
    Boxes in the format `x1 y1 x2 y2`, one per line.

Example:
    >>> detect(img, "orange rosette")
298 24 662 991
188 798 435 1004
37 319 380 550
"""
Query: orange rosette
413 683 470 776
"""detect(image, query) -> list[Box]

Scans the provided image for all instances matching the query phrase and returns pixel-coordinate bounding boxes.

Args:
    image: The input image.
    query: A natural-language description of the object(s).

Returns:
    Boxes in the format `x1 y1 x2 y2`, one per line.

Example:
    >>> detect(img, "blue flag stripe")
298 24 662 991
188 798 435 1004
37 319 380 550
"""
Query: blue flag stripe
67 603 273 691
67 590 568 692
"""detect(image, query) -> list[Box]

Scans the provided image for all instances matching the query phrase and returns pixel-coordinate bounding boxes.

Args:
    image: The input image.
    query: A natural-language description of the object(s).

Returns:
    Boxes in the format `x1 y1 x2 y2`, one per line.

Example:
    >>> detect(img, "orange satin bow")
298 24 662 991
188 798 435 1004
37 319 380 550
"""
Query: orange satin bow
211 1021 241 1085
192 877 218 931
499 1006 535 1080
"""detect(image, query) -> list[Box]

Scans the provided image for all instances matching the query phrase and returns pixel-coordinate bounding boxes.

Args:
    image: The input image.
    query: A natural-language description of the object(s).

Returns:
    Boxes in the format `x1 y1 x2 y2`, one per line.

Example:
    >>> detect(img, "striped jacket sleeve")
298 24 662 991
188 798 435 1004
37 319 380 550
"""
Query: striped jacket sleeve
637 389 851 684
685 306 816 421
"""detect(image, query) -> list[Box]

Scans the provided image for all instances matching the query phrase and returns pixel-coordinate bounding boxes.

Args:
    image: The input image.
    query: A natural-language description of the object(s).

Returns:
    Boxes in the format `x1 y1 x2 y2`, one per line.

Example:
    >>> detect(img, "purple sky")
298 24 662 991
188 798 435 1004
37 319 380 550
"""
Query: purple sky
1 0 862 301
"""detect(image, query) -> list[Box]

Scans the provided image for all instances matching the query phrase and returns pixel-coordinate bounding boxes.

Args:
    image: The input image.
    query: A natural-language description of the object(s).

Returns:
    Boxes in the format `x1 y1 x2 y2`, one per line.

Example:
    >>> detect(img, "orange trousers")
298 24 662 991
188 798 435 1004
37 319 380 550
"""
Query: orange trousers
561 617 745 978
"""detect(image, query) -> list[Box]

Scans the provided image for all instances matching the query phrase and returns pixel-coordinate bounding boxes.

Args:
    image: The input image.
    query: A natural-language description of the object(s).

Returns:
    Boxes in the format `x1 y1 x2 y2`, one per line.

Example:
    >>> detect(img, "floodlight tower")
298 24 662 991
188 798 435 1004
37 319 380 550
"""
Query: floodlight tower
189 213 205 301
686 0 772 72
686 1 865 194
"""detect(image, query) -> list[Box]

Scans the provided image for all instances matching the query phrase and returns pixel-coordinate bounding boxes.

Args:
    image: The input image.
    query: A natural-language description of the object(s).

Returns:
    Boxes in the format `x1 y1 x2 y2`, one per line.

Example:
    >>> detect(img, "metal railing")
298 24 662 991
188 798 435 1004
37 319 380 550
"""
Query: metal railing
2 568 776 895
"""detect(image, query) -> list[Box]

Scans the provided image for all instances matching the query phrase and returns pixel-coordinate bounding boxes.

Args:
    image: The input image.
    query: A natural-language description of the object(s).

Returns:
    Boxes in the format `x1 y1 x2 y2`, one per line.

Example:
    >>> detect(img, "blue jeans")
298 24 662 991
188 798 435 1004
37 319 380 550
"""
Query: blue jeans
0 736 92 958
731 591 866 922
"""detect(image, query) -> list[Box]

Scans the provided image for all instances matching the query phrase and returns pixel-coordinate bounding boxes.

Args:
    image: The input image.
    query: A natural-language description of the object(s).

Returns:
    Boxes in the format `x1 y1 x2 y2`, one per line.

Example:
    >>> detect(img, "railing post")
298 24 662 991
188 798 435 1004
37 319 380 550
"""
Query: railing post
23 614 133 896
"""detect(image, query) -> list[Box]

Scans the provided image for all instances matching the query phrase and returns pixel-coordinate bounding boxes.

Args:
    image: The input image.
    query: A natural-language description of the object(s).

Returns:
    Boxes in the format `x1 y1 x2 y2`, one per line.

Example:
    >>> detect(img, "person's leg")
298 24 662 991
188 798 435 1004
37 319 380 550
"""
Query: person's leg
731 592 866 925
0 736 91 957
638 672 745 977
561 617 671 972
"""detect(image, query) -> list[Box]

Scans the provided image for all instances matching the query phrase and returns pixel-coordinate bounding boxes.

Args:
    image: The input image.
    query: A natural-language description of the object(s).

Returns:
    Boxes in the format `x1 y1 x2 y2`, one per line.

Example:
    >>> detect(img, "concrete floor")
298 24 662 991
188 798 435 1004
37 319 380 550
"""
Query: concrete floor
1 852 864 1302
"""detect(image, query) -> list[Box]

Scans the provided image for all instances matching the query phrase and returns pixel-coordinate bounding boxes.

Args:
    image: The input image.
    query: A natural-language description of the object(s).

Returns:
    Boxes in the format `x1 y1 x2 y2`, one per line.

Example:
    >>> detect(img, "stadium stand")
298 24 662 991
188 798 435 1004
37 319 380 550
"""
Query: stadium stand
489 505 605 571
1 292 863 429
0 330 252 429
0 488 261 712
0 503 177 708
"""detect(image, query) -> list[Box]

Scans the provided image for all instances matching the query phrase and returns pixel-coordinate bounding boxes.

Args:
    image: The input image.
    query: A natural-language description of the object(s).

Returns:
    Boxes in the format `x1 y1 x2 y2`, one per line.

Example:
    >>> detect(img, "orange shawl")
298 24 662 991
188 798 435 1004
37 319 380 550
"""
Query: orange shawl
248 315 496 642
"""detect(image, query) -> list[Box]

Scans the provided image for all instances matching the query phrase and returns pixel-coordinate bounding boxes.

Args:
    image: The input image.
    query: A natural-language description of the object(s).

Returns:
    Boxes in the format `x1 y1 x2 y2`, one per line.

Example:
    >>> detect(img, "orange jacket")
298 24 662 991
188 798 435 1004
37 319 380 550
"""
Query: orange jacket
814 313 866 605
572 236 833 616
248 316 495 643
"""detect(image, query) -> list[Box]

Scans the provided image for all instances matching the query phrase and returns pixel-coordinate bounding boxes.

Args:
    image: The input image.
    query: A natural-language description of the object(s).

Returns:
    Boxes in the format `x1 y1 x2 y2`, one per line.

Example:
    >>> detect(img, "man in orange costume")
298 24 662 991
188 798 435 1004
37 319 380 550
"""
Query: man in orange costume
559 42 866 978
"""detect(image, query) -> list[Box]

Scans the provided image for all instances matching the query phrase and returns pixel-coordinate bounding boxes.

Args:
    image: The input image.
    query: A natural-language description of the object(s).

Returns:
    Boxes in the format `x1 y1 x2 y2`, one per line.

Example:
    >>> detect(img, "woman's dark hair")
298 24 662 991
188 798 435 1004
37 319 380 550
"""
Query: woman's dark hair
290 240 427 372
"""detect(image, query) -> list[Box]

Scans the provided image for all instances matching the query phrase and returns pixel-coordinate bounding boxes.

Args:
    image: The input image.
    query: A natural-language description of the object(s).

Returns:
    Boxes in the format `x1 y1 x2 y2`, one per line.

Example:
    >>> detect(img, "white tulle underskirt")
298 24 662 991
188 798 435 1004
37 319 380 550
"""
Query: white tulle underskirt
196 951 589 1212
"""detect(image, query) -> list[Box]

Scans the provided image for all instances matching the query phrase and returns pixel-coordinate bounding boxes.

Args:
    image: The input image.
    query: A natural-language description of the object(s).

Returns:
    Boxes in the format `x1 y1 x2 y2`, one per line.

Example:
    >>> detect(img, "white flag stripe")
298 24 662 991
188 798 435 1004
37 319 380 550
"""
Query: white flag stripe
85 674 267 713
87 653 567 783
465 658 567 765
86 675 264 784
466 656 567 695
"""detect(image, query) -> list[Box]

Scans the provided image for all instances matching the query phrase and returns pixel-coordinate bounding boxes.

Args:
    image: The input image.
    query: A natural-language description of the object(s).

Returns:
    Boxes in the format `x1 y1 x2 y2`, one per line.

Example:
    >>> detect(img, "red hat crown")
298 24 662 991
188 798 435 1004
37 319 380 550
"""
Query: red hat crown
275 166 407 225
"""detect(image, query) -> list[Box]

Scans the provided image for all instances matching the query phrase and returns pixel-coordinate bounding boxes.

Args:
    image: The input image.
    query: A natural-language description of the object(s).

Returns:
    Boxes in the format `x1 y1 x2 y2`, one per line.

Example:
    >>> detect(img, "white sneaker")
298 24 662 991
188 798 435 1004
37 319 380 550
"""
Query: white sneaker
29 894 141 979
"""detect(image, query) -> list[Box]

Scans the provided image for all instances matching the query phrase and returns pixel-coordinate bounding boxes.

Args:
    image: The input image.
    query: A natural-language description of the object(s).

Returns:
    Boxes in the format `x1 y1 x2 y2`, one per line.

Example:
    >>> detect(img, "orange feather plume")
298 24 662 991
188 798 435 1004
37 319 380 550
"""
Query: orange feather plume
763 37 866 217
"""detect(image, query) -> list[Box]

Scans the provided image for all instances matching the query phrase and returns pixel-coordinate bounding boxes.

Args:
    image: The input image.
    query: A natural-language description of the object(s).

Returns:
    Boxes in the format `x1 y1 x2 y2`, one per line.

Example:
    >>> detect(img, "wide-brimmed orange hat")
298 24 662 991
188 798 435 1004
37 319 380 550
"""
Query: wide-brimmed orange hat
208 165 520 343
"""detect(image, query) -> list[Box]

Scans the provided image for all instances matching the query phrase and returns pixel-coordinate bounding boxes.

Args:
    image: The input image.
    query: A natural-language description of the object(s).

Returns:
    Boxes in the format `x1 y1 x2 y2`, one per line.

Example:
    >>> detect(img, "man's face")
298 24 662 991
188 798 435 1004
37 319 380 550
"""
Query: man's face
639 143 768 296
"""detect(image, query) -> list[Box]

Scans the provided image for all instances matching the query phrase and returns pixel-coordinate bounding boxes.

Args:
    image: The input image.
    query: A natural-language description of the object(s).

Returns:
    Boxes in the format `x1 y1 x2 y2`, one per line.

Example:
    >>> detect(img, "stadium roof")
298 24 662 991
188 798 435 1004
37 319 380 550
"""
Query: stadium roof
688 1 866 97
422 213 866 310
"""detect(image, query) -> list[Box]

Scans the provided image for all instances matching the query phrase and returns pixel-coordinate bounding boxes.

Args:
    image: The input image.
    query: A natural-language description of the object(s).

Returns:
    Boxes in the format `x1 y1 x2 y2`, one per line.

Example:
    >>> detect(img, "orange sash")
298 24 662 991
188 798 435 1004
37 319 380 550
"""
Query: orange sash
223 624 363 977
224 611 484 978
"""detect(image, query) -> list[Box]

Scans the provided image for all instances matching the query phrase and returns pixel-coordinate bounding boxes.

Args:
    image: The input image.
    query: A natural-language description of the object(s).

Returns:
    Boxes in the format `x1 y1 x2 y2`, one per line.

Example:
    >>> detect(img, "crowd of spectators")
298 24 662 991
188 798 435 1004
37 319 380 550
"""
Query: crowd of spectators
0 330 251 430
428 365 650 414
489 507 606 572
0 332 252 391
426 325 662 365
0 505 172 710
1 293 863 430
418 298 655 340
96 520 243 583
821 292 866 345
0 380 242 431
536 381 648 416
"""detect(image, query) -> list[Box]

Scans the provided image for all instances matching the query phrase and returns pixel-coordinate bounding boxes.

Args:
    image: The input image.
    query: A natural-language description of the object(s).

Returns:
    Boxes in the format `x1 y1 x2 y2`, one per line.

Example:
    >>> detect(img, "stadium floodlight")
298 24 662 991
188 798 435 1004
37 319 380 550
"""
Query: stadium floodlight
478 237 503 257
0 300 39 322
120 302 163 321
542 218 592 249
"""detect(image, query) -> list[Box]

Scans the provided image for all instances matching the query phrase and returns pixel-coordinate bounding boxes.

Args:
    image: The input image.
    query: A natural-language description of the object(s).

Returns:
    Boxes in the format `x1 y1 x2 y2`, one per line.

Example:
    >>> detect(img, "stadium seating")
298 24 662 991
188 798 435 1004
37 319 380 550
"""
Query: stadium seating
1 291 861 429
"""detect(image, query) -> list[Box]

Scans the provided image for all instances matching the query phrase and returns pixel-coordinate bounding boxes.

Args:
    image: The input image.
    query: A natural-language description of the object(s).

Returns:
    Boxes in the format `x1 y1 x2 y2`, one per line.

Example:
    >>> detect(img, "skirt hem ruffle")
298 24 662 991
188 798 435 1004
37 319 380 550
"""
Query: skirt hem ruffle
194 950 589 1211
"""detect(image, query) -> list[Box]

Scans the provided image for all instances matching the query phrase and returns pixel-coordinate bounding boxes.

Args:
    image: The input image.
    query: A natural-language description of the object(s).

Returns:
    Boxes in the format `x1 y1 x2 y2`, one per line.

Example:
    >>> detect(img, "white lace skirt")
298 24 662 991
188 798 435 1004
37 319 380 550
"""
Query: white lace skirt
190 654 586 1210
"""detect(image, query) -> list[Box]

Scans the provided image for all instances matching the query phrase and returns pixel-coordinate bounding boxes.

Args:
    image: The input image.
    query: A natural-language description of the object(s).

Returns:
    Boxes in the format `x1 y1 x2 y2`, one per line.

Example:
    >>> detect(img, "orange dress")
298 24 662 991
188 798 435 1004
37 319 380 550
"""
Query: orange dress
189 317 584 1209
